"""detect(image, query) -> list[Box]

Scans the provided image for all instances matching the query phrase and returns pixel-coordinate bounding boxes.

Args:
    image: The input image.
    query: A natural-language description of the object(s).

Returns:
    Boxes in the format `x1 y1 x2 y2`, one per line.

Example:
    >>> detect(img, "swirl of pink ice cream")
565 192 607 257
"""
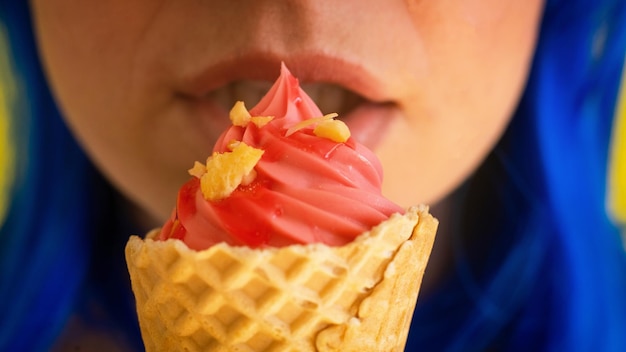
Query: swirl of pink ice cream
159 64 402 250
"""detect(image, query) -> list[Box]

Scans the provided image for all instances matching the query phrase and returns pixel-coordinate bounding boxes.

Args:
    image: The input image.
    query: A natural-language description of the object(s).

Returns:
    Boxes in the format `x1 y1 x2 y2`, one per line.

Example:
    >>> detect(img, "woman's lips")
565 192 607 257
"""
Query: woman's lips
176 54 398 150
183 91 397 152
176 53 393 103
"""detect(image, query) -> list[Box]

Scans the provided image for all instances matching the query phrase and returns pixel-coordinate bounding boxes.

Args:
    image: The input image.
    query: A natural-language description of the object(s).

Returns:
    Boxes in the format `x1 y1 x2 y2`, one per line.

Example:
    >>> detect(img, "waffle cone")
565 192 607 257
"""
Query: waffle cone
125 205 437 351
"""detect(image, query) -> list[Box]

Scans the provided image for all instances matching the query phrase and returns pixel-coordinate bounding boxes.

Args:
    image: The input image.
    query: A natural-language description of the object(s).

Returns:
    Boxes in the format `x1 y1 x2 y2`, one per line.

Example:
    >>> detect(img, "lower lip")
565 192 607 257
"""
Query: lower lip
184 95 396 152
341 102 397 151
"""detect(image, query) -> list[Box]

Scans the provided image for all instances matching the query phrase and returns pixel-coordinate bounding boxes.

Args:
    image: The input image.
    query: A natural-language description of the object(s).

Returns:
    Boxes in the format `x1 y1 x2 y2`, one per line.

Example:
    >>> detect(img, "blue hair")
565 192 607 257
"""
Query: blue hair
408 1 626 350
0 1 141 350
1 1 625 351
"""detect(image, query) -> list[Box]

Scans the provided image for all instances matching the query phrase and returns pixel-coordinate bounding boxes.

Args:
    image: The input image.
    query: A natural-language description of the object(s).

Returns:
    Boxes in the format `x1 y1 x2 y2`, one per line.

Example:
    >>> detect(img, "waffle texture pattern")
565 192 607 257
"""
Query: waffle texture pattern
126 205 437 351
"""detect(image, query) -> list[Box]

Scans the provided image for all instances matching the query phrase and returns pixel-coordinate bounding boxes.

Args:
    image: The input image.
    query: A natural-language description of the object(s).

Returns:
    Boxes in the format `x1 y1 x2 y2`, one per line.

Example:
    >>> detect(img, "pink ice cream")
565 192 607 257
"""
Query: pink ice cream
158 63 403 250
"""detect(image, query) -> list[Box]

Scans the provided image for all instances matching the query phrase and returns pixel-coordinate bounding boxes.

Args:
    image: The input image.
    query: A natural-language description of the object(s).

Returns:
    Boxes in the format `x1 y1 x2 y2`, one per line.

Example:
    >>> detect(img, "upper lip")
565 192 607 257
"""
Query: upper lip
175 51 394 105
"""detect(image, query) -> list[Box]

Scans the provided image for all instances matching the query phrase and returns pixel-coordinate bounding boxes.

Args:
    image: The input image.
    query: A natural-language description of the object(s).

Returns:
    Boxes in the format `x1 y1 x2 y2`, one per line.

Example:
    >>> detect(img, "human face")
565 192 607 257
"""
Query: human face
31 1 544 223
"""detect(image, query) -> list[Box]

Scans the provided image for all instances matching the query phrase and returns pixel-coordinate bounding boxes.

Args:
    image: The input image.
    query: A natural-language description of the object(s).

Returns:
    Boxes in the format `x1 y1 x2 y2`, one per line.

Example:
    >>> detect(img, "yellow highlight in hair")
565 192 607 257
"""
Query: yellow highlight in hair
0 25 16 227
608 59 626 242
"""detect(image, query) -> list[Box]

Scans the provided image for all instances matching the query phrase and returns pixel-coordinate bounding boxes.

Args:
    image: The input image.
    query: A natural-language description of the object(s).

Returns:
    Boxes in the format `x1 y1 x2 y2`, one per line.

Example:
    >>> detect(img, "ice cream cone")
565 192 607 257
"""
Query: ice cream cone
125 205 437 351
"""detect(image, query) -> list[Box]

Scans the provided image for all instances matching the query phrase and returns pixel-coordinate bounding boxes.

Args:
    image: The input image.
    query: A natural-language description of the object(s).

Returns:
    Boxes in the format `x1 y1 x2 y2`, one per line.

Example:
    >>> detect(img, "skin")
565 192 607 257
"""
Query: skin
30 3 544 347
30 0 544 226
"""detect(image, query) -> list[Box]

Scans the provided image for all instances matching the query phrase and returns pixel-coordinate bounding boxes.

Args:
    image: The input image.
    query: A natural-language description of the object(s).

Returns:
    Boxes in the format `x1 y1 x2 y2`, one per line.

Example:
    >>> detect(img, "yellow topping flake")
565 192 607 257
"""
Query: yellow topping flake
229 101 274 128
250 115 274 128
285 113 338 137
227 139 241 151
197 142 264 201
314 119 351 143
229 101 252 127
188 161 207 179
